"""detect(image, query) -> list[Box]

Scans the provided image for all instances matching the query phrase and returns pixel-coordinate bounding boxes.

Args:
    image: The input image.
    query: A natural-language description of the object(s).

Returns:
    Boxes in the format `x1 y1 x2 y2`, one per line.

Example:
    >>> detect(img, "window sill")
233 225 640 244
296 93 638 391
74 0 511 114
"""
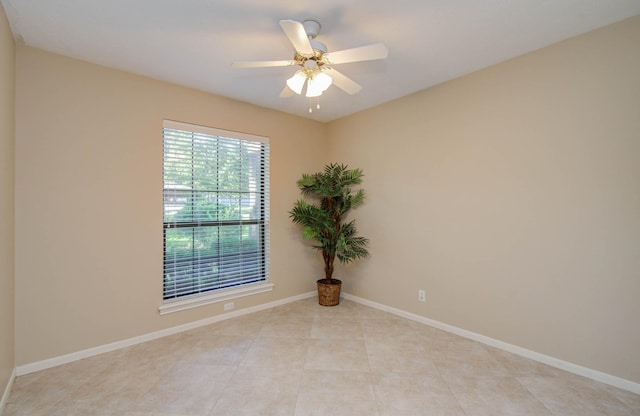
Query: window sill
158 282 275 315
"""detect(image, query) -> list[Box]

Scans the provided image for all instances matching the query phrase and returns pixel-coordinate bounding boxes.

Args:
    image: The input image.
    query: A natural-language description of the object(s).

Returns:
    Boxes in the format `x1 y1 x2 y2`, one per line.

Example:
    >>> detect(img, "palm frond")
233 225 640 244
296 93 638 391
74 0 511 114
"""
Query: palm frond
291 163 370 279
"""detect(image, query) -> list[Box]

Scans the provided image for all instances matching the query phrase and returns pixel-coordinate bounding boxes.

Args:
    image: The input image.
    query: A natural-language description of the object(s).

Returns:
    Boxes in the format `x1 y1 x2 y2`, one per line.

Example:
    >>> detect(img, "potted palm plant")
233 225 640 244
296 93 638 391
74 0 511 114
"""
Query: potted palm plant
289 163 370 306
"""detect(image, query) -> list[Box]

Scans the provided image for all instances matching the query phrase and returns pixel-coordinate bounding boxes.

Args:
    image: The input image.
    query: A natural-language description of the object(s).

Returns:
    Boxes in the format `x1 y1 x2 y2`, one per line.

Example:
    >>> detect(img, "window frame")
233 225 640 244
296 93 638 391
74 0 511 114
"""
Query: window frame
159 120 273 314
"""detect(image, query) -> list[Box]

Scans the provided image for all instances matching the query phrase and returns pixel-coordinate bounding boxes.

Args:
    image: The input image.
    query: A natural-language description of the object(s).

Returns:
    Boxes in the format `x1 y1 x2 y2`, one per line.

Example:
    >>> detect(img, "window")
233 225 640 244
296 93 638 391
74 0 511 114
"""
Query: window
162 120 270 305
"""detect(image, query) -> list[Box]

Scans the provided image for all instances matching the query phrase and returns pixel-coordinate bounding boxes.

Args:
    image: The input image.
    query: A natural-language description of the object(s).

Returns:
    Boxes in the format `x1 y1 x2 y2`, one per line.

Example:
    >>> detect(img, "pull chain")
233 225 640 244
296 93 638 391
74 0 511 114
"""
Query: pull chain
308 97 321 113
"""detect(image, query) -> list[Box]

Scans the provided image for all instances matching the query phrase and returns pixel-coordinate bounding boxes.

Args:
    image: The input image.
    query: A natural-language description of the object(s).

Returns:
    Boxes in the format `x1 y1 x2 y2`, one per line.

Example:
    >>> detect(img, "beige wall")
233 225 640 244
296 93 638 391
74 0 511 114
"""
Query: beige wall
0 1 15 397
11 12 640 387
328 16 640 383
14 45 327 366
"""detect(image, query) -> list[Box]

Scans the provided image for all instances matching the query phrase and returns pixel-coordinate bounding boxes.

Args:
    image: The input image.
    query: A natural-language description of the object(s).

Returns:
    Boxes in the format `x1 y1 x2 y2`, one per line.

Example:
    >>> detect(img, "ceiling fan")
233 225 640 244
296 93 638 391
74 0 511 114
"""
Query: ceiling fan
232 19 388 99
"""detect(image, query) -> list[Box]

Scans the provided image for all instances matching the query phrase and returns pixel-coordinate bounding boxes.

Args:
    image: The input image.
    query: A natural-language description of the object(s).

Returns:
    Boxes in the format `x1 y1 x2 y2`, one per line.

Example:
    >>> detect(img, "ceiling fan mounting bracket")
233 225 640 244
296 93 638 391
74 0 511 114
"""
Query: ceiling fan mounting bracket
302 20 321 39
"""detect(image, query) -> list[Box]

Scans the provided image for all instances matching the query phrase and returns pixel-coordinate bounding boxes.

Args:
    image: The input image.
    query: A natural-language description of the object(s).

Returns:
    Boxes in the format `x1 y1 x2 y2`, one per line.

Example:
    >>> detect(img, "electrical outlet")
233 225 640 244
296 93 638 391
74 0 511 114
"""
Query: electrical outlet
418 289 426 302
224 302 235 311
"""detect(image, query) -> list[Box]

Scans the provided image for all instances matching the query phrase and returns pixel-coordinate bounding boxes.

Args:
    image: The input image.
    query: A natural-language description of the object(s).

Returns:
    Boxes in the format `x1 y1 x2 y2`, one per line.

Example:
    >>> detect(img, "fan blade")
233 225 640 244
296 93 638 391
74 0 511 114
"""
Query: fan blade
323 43 388 65
324 68 362 95
279 20 314 56
279 86 294 98
232 60 295 68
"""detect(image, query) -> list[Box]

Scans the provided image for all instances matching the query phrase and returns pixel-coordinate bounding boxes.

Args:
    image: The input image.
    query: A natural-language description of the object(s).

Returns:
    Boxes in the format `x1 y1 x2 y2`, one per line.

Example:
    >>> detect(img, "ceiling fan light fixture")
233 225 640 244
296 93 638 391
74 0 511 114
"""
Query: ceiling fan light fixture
315 71 333 91
304 70 333 97
305 77 323 97
286 70 307 95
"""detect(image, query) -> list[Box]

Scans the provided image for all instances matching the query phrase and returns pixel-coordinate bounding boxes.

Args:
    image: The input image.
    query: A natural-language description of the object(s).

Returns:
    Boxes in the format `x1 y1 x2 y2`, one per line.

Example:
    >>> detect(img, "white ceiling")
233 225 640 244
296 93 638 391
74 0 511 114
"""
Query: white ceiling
2 1 640 122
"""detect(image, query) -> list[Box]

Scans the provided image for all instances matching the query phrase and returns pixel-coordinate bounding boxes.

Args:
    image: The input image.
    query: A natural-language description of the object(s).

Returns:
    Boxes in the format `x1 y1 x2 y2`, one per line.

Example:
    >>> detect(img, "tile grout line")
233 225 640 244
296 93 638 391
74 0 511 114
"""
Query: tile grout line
513 376 556 416
207 307 273 416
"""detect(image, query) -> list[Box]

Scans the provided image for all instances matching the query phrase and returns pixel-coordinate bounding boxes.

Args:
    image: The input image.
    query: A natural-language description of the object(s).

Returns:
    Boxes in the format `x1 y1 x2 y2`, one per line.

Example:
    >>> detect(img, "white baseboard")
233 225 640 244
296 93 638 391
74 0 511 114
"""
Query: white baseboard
16 291 316 376
14 290 639 395
0 367 16 414
342 293 640 394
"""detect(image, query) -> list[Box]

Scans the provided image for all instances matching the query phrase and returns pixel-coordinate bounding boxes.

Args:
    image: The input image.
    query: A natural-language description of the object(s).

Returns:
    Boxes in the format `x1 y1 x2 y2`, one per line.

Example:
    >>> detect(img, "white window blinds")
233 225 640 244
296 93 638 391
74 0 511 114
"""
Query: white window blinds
162 120 270 300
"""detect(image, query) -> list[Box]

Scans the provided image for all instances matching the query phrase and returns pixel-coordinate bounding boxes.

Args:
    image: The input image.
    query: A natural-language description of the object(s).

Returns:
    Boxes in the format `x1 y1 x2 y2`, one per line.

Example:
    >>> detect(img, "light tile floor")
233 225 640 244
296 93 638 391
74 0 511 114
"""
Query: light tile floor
4 298 640 415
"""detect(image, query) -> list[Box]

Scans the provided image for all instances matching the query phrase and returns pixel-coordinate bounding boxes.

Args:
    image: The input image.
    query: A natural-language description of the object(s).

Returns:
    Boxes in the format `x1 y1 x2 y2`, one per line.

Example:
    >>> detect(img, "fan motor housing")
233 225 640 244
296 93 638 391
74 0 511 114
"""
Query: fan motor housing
294 39 327 67
292 20 327 65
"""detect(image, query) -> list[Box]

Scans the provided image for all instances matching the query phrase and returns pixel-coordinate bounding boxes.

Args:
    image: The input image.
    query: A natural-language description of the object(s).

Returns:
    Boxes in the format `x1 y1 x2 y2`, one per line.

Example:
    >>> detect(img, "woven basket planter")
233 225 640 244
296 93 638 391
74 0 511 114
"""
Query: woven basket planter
317 278 342 306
